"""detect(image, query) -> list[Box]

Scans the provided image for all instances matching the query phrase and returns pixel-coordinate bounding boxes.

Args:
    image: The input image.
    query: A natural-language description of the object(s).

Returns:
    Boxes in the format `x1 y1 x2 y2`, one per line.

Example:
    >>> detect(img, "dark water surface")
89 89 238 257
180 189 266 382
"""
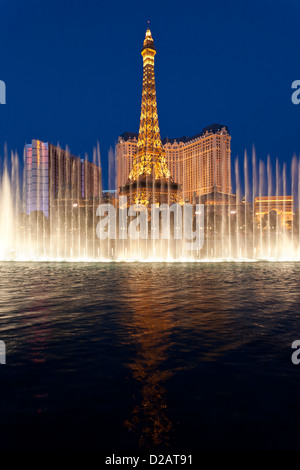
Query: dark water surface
0 261 299 450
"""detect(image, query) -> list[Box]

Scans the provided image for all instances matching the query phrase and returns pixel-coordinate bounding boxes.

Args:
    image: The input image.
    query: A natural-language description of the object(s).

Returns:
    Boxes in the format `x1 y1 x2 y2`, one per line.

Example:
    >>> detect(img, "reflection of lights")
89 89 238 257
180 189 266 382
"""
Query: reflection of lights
230 210 236 214
0 254 300 262
73 203 78 208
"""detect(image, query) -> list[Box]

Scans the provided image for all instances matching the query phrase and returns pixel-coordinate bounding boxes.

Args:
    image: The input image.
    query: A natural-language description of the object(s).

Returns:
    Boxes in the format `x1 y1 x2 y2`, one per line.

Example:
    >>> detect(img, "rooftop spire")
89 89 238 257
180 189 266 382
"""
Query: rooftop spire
142 23 155 52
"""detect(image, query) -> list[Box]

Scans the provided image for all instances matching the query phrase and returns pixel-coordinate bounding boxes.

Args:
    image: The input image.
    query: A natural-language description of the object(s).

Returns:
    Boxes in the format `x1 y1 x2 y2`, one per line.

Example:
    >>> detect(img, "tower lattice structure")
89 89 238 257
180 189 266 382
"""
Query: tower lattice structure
119 27 181 206
129 28 170 182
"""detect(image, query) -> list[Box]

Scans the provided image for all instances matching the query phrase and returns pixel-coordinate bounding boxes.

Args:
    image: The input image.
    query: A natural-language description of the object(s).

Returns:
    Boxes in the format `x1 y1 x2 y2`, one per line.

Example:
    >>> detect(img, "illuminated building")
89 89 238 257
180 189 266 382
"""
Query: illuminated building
116 28 231 204
117 132 138 190
117 125 231 204
119 28 181 206
197 188 236 209
254 196 294 230
165 124 231 202
26 139 102 219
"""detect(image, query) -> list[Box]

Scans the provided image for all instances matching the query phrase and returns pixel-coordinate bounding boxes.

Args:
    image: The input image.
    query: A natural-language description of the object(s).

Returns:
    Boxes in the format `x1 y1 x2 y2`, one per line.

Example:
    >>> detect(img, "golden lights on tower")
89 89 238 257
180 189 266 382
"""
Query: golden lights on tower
129 27 171 182
119 27 182 206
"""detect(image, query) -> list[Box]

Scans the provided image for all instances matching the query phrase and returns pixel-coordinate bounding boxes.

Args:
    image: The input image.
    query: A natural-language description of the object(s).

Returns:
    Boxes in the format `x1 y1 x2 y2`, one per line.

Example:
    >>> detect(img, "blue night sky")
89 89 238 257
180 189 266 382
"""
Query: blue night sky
0 0 300 190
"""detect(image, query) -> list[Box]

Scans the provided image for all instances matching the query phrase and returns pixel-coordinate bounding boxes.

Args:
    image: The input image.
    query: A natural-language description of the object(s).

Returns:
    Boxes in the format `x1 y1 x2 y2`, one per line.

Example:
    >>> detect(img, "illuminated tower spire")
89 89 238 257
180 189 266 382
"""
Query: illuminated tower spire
129 27 170 181
119 26 181 206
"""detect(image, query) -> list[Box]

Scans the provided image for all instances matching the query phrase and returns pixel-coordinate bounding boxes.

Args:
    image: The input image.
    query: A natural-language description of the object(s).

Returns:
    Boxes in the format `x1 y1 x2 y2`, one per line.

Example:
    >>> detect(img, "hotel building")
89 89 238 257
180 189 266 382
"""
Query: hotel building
26 139 102 219
116 123 232 203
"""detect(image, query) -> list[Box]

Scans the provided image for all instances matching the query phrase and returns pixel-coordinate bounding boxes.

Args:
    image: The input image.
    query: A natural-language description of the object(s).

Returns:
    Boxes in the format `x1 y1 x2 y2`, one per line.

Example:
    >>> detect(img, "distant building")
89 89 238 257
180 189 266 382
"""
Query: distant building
116 132 138 190
254 196 294 230
102 189 118 206
197 188 236 209
116 124 232 203
26 139 102 219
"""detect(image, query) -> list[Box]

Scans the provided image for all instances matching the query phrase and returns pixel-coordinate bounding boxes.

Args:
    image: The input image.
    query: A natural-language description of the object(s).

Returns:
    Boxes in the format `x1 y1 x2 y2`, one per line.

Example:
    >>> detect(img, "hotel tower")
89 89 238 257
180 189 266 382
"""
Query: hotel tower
26 139 101 219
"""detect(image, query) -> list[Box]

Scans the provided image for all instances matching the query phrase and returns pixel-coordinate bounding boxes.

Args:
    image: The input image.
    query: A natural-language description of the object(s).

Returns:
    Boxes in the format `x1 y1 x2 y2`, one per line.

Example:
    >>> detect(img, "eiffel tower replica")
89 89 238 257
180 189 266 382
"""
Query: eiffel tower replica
119 26 181 206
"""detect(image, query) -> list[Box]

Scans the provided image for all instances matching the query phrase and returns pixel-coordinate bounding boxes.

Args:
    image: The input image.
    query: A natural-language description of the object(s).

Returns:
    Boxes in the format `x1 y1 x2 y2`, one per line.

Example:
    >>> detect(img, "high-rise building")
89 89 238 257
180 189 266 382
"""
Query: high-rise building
116 132 138 191
119 28 181 205
165 124 231 202
26 139 102 219
117 124 231 203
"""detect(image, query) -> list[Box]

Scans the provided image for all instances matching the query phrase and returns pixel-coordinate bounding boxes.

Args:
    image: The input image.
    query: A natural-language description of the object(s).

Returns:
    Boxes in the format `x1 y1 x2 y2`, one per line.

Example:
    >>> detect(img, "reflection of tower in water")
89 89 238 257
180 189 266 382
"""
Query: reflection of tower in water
123 274 174 448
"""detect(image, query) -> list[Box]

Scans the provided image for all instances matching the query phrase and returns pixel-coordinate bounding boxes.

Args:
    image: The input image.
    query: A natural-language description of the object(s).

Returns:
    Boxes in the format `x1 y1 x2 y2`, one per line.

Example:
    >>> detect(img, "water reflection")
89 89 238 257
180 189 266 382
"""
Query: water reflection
1 262 300 450
123 272 174 448
23 296 49 364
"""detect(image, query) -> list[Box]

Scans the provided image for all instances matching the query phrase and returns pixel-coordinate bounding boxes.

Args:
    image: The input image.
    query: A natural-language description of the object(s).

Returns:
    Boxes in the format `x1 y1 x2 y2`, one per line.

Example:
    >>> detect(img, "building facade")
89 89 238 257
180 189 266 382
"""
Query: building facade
116 123 231 203
254 196 294 230
26 139 102 219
